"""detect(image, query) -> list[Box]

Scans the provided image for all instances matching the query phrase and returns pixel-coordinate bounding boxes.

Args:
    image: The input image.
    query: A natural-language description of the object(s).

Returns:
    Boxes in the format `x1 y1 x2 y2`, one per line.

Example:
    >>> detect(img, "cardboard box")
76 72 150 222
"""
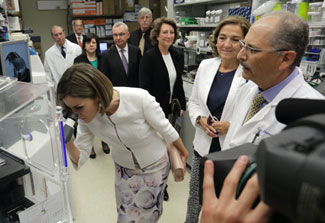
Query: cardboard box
84 20 96 34
97 2 103 15
84 1 96 7
72 8 85 15
138 0 149 8
122 0 135 11
85 9 97 15
103 0 122 15
94 18 106 26
71 3 84 8
105 18 113 24
113 18 123 23
125 21 139 32
105 30 113 36
105 24 112 29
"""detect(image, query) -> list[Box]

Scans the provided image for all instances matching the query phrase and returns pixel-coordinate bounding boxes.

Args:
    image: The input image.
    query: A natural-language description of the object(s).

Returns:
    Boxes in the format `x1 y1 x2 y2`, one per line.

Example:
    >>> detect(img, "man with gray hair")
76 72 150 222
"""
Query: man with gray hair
44 25 81 90
129 7 153 55
199 11 325 223
220 11 324 150
100 22 141 87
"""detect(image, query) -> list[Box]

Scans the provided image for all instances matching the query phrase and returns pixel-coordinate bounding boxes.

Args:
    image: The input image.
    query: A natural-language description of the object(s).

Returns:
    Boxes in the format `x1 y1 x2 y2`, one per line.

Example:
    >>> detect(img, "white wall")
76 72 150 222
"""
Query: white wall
19 0 68 61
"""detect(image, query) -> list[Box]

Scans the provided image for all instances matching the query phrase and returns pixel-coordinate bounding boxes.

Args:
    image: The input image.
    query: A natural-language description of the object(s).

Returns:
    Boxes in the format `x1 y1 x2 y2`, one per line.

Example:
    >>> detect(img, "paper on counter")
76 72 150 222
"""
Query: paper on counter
18 191 65 223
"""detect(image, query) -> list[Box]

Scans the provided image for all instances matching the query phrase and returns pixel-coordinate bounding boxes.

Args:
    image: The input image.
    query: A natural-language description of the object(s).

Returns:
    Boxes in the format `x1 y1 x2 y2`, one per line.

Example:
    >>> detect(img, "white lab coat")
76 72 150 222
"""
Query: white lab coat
222 68 325 150
44 40 81 90
188 57 248 157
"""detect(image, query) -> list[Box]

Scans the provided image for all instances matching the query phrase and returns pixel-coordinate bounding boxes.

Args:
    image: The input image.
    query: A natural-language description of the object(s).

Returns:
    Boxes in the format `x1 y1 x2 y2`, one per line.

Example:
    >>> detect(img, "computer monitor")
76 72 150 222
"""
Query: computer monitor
99 42 108 54
0 40 32 82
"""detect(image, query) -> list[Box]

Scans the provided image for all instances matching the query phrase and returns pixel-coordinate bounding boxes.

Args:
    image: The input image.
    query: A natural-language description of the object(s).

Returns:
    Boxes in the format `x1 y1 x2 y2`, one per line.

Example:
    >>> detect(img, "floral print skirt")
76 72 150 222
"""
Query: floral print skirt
114 152 170 223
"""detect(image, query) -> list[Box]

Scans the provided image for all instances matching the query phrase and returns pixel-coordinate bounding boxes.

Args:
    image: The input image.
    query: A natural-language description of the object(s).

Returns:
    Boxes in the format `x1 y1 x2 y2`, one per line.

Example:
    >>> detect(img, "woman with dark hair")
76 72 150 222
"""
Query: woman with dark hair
74 32 101 67
139 17 186 201
185 16 251 223
74 32 109 158
57 63 188 222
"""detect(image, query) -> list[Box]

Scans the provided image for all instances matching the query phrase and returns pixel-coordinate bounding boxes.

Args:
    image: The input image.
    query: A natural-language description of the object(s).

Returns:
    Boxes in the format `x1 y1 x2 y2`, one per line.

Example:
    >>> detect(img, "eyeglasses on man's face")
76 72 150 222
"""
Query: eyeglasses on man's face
113 32 127 38
239 40 288 55
139 15 151 20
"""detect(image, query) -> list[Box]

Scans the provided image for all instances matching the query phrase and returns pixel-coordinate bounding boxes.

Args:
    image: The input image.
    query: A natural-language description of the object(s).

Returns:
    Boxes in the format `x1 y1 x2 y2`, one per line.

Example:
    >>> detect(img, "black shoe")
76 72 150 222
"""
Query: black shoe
102 141 110 154
89 147 96 159
164 185 169 201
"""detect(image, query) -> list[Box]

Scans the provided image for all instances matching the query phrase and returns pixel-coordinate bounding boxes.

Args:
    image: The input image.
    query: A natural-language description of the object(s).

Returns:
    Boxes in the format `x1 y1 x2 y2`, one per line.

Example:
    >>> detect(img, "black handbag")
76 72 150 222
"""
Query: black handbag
170 98 182 133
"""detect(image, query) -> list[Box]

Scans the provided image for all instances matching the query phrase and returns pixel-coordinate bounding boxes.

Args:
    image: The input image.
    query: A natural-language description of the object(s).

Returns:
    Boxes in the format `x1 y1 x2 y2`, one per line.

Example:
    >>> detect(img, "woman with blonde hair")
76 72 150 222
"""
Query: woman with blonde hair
185 16 251 223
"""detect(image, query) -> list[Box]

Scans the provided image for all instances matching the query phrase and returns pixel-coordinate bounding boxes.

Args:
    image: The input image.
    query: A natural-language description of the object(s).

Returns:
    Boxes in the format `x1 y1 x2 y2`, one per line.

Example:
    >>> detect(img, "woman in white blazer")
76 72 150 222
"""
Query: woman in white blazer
57 63 188 223
185 16 251 223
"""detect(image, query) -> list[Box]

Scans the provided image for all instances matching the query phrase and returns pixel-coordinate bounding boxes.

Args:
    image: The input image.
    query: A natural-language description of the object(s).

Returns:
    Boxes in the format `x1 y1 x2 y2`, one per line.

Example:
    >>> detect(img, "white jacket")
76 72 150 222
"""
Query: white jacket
222 68 324 150
188 57 247 157
74 87 179 170
44 40 81 90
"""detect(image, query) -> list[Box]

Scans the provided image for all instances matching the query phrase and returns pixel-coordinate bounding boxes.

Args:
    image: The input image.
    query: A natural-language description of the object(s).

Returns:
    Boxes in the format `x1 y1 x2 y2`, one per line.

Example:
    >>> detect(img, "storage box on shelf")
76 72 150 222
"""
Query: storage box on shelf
301 24 325 84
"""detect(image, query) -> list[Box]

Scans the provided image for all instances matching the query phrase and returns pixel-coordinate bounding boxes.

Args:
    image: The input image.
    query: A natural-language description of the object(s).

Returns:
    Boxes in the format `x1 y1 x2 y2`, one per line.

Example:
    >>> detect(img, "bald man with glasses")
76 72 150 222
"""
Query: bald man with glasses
100 22 141 87
220 11 324 151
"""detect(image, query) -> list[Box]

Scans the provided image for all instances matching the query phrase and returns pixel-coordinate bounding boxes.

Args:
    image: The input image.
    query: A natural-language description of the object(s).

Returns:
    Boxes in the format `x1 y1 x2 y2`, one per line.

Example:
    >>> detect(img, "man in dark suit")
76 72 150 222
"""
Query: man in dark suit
67 19 84 48
128 7 153 55
100 22 141 87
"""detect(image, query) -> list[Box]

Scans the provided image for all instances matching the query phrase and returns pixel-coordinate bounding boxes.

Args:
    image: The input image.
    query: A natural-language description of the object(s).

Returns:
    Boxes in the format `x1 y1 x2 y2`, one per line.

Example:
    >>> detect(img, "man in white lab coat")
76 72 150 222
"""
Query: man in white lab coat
221 11 324 150
200 11 324 223
44 25 81 91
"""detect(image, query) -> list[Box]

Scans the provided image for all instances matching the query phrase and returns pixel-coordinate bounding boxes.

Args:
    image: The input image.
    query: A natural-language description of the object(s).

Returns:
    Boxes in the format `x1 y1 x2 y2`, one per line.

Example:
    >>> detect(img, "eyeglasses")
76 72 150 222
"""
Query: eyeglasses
239 40 288 55
113 32 127 38
139 15 151 20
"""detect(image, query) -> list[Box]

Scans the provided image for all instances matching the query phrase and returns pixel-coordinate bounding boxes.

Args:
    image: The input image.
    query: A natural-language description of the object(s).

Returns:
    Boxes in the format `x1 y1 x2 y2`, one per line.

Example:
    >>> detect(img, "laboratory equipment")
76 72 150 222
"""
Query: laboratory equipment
0 76 73 223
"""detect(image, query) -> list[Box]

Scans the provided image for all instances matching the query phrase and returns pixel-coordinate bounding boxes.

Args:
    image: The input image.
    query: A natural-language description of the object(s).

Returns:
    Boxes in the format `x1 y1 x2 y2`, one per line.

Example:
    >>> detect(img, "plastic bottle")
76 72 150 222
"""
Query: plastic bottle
214 9 222 23
210 10 215 23
205 10 211 24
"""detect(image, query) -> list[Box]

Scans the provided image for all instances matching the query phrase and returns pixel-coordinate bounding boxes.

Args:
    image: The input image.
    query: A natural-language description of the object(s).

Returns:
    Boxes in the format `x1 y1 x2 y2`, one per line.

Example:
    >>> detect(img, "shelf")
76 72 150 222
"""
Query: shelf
178 24 217 28
175 45 212 54
308 44 325 47
309 24 325 29
174 0 241 7
304 52 321 55
310 35 325 38
99 36 112 39
301 60 318 64
71 14 123 19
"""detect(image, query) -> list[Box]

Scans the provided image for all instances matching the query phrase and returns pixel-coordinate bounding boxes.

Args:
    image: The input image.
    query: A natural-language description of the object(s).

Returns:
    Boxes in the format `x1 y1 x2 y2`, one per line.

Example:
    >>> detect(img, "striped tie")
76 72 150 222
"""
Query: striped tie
243 92 266 124
120 49 128 74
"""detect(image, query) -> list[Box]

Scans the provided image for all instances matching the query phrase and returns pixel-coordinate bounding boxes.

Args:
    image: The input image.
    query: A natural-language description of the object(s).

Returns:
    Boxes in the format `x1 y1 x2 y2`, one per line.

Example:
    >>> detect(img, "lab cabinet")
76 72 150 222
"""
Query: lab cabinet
301 24 325 83
0 77 73 223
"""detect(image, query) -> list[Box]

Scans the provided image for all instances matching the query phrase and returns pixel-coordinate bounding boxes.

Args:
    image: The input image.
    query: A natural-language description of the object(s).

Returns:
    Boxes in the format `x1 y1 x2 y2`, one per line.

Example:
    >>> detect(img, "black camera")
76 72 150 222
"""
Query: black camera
199 100 325 223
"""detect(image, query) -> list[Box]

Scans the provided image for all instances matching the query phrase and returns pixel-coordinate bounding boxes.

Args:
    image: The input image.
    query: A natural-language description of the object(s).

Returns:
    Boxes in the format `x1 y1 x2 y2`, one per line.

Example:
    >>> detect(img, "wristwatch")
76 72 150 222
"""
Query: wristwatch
196 115 202 128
